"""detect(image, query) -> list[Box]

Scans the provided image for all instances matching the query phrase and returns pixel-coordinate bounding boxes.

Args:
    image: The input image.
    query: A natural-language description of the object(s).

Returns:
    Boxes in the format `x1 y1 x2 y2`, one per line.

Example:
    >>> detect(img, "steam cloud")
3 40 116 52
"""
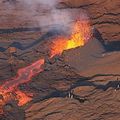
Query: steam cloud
3 0 90 34
22 0 72 32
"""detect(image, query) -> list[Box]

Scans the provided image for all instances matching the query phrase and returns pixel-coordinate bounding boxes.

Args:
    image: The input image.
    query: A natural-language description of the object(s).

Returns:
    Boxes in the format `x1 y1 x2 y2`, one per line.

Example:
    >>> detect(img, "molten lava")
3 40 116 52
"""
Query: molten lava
50 20 91 57
0 20 92 114
0 59 44 94
0 59 44 114
15 90 33 106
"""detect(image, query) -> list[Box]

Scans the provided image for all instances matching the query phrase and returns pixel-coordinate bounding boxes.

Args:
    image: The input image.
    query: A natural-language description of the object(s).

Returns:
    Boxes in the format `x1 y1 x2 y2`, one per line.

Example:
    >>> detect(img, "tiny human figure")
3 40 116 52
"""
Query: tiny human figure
68 90 74 99
116 78 120 87
115 77 120 91
67 90 87 103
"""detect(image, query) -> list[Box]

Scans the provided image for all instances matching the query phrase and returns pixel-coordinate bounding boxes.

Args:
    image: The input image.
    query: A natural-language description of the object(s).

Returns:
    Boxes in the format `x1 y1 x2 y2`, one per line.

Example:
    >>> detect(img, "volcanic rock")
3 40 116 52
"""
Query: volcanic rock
0 100 25 120
23 40 120 120
63 38 105 72
25 83 120 120
0 0 120 120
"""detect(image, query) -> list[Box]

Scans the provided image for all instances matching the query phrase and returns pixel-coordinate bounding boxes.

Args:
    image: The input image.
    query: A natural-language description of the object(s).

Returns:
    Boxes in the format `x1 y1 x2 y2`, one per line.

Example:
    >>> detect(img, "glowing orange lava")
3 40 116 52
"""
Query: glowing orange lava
50 20 91 57
0 59 44 113
0 89 33 114
0 20 92 114
15 90 33 106
0 59 44 94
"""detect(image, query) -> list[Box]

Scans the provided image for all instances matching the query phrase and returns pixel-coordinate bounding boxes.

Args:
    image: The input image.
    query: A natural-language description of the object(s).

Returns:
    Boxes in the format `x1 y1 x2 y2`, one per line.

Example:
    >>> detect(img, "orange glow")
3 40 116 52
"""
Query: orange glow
15 90 33 106
0 20 92 114
0 92 15 114
0 59 44 94
50 20 91 58
0 58 44 113
0 90 33 114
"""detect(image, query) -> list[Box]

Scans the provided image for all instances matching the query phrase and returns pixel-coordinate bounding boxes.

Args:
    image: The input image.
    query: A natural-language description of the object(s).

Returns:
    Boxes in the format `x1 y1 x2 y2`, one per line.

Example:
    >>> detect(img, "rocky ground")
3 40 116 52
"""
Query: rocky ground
0 0 120 120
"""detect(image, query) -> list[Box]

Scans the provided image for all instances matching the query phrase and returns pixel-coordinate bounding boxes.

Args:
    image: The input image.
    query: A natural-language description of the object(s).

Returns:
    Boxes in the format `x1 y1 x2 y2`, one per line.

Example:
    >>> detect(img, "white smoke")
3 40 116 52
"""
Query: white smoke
23 0 57 7
3 0 90 34
21 0 72 33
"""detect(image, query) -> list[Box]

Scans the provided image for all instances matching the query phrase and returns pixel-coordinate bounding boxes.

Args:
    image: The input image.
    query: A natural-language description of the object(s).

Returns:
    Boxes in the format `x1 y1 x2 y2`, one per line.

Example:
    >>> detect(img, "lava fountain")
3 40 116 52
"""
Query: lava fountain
50 20 91 57
0 20 92 114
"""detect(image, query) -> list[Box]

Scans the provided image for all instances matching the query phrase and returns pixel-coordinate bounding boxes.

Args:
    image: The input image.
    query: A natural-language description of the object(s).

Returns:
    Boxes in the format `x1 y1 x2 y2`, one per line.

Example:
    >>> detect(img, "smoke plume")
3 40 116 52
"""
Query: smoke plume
3 0 90 35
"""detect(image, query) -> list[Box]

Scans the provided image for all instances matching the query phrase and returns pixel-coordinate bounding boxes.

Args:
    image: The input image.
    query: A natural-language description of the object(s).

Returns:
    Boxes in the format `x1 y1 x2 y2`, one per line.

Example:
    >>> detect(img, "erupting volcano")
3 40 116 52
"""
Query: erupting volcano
0 20 92 114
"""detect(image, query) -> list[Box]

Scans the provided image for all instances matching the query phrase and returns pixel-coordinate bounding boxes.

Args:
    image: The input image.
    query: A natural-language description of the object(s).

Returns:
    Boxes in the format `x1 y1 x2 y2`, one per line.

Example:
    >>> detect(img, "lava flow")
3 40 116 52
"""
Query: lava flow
0 20 91 114
0 59 44 113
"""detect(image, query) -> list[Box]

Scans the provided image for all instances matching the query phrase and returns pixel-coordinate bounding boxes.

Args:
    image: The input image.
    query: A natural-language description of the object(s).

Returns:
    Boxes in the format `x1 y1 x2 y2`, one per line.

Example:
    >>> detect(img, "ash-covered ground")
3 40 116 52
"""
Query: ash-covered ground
0 0 120 120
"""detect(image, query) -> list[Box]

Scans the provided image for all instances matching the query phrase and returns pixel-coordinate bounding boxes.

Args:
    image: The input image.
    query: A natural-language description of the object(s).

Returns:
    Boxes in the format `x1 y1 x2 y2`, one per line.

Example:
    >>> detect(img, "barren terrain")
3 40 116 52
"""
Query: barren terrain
0 0 120 120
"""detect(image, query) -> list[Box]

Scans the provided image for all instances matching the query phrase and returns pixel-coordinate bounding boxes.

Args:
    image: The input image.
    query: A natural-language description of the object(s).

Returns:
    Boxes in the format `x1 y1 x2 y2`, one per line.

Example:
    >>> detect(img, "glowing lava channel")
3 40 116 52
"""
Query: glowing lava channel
0 59 44 94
